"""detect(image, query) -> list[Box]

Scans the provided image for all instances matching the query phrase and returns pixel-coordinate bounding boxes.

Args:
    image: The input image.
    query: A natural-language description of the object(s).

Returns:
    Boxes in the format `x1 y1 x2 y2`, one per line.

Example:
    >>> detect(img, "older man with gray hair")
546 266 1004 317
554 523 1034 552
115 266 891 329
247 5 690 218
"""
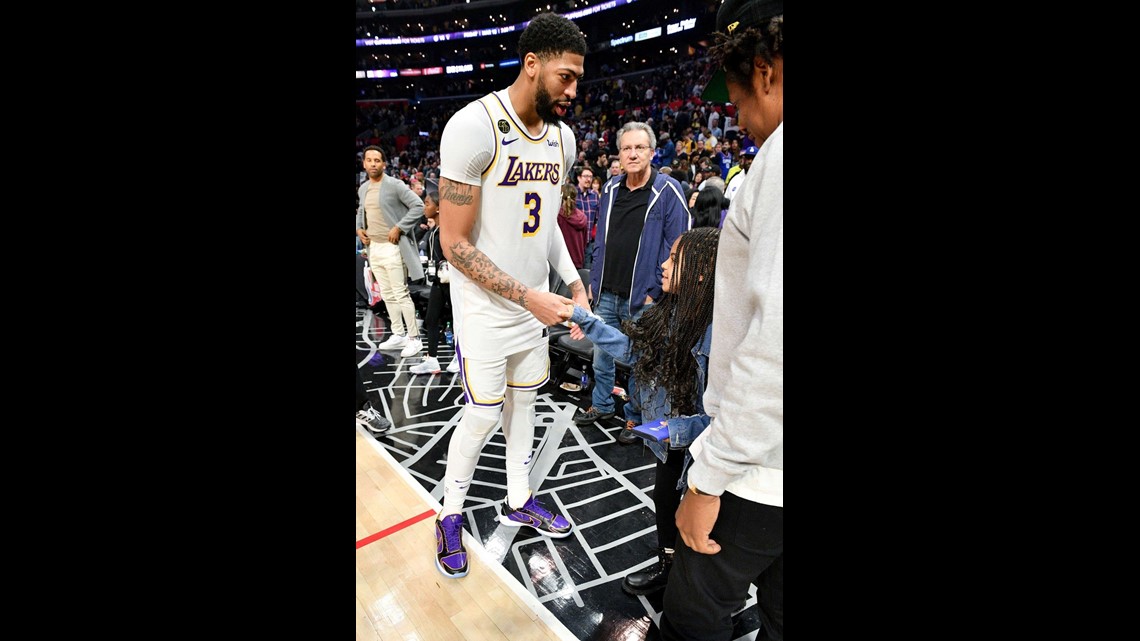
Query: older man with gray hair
575 121 691 430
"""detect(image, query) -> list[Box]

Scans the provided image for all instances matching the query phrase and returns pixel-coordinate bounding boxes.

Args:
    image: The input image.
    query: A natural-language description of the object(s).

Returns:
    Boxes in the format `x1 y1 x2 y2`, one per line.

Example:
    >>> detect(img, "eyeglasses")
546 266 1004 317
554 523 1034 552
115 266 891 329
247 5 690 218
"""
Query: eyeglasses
619 145 651 155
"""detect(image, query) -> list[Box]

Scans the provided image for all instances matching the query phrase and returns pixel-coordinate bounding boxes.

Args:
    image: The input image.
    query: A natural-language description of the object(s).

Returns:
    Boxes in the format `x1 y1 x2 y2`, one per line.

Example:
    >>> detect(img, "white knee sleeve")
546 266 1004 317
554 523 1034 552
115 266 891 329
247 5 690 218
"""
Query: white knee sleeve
441 405 502 516
501 388 537 508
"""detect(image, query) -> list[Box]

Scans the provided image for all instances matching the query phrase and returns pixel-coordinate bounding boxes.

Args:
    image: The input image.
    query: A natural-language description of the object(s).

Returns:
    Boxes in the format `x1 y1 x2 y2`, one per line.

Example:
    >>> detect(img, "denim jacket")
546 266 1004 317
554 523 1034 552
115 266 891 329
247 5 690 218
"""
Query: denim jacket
569 306 712 465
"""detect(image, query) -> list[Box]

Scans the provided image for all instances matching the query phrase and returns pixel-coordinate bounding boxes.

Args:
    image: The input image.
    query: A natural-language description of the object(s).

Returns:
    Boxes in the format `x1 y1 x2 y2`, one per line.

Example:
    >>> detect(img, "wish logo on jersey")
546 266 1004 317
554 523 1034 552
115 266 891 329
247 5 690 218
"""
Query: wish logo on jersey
496 156 561 186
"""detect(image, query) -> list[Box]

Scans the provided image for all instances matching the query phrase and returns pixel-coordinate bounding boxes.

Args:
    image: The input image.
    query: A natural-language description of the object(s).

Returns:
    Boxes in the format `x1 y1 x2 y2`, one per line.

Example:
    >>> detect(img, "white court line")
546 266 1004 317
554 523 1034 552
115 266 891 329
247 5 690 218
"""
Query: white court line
561 485 627 509
356 309 378 367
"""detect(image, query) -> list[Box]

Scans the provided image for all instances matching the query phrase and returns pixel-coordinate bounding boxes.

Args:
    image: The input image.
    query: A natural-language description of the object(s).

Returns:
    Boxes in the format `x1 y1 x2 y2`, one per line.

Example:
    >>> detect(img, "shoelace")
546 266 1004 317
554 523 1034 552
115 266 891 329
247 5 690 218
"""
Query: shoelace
525 497 554 520
442 518 462 551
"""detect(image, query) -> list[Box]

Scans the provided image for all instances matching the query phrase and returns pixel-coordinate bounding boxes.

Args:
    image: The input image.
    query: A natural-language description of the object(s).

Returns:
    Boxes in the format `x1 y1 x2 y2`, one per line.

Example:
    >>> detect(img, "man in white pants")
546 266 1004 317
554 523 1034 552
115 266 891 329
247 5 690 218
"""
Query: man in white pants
356 145 426 358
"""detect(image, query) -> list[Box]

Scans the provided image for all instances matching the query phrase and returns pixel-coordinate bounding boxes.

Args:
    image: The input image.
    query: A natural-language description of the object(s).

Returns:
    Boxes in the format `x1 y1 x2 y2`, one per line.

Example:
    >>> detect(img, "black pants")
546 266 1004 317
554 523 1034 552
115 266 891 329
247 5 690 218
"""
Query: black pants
656 450 686 548
659 493 783 641
423 281 452 357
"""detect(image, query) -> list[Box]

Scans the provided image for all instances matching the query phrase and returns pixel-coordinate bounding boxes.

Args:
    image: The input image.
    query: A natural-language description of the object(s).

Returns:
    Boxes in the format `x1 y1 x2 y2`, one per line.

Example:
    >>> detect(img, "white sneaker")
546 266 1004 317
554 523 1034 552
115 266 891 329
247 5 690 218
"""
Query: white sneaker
410 356 441 375
400 338 423 358
377 334 408 350
446 358 460 374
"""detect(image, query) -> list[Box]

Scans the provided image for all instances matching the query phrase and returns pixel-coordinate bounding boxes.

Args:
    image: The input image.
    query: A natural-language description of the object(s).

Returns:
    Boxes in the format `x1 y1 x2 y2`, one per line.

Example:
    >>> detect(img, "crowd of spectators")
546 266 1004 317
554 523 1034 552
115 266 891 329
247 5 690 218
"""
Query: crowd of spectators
356 53 756 221
358 42 514 72
355 0 750 223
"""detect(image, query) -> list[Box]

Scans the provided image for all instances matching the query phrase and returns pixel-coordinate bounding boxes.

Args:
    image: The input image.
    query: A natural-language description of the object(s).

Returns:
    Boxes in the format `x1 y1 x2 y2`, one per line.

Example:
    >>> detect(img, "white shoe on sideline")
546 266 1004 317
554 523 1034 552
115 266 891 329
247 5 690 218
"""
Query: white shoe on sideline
410 356 441 375
378 334 408 350
400 338 423 358
446 358 460 374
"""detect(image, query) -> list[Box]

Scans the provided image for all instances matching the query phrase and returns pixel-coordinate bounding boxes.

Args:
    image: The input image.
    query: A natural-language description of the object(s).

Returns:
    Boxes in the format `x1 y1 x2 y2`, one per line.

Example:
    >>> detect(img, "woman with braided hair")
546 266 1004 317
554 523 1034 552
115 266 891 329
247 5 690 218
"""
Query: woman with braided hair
565 226 720 596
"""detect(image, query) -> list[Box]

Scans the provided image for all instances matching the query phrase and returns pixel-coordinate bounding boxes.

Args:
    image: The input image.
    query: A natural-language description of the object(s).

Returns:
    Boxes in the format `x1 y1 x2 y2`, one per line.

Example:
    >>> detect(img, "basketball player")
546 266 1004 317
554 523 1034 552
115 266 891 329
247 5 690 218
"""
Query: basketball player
432 12 591 579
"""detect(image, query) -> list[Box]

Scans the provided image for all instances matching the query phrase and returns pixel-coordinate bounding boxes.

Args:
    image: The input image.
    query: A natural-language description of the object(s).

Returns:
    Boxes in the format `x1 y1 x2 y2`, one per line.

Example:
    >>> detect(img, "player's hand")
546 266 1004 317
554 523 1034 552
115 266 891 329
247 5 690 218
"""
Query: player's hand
357 230 370 246
387 227 401 244
524 290 575 326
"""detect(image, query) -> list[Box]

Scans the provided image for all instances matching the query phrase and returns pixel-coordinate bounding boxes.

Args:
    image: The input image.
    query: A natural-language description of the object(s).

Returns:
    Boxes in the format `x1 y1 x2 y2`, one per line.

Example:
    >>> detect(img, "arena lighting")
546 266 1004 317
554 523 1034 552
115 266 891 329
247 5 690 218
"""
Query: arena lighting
357 0 641 47
358 12 700 81
666 18 696 35
634 26 662 42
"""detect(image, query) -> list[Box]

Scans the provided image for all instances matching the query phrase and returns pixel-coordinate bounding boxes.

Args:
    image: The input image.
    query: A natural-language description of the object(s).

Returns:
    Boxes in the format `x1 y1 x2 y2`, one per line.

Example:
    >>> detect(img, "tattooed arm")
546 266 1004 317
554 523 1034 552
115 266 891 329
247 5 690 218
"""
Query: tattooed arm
438 177 574 325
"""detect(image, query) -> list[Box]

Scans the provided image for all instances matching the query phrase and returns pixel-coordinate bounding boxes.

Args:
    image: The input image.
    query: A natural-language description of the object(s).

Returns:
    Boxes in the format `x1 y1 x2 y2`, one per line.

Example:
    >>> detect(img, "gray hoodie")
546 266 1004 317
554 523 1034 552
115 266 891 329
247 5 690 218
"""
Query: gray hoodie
692 122 783 507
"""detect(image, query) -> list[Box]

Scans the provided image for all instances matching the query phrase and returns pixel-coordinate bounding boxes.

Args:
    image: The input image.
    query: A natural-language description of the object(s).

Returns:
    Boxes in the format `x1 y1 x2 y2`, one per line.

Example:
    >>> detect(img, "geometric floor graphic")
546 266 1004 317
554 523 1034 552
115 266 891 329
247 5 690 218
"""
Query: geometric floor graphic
357 307 760 641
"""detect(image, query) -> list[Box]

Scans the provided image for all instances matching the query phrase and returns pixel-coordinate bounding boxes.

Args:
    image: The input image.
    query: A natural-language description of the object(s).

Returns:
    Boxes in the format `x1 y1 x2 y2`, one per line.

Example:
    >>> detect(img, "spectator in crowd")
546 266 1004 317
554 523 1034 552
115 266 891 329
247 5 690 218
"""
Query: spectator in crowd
575 121 689 426
608 157 623 178
690 185 728 229
356 145 426 360
723 145 758 201
655 131 676 169
557 182 589 269
701 175 726 195
713 142 733 179
409 191 459 376
575 167 601 270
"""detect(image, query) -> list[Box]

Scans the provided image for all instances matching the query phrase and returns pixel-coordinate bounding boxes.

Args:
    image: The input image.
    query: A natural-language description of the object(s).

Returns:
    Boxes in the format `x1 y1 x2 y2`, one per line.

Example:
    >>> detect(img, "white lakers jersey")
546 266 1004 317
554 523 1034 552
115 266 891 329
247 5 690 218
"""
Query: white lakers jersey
439 89 578 360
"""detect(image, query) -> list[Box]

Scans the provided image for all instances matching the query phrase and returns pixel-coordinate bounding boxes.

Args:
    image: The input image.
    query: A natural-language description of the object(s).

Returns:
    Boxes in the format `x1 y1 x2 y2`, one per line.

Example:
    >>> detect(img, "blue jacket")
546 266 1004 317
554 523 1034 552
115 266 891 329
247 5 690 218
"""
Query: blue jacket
570 305 712 465
590 169 690 317
654 140 676 168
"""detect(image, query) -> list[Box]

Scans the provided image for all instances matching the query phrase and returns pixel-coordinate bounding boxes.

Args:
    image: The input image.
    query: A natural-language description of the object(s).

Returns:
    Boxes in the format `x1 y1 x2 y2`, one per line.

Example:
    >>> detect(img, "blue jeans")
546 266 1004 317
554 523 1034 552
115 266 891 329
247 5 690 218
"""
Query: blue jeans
590 291 649 412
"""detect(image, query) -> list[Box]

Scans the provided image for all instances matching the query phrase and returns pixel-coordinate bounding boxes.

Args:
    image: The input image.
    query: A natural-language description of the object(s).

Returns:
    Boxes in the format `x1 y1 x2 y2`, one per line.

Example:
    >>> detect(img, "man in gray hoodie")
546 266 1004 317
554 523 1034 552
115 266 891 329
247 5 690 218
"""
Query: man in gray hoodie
659 1 783 640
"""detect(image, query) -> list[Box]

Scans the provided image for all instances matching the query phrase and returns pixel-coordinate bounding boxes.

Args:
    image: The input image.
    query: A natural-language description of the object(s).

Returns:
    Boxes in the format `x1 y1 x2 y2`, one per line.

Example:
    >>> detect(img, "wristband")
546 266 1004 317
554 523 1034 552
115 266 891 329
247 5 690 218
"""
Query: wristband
689 484 719 497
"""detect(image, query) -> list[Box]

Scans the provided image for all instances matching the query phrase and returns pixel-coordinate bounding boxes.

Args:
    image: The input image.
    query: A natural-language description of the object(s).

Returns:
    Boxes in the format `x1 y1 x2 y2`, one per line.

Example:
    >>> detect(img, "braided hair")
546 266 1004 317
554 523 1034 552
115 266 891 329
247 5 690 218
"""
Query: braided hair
624 227 721 416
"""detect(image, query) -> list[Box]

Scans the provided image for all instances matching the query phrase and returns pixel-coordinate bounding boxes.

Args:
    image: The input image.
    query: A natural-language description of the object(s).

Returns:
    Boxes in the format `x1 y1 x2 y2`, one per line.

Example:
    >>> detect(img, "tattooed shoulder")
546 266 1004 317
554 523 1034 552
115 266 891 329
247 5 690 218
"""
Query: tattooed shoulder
440 180 474 206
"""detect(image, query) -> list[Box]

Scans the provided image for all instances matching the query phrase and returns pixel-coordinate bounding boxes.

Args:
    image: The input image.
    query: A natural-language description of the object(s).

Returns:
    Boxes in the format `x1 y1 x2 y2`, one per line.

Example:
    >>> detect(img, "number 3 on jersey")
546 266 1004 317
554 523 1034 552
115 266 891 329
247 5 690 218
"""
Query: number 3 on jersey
522 192 541 237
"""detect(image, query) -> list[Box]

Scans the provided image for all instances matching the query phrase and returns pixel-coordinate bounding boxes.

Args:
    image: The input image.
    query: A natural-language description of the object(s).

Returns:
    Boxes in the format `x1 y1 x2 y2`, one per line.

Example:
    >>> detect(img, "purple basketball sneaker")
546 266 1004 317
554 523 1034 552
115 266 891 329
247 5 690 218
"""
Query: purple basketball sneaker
498 493 573 538
434 513 468 578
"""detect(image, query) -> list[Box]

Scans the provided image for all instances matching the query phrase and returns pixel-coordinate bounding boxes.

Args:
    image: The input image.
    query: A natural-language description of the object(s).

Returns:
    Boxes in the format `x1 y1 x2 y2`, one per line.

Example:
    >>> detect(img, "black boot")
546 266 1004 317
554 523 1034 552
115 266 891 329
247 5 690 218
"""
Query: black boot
621 548 673 595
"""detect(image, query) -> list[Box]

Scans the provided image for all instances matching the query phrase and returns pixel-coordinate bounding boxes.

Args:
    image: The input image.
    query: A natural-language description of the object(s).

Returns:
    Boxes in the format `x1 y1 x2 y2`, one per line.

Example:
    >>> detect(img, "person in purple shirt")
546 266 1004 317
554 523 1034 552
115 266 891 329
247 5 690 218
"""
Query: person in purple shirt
575 167 601 269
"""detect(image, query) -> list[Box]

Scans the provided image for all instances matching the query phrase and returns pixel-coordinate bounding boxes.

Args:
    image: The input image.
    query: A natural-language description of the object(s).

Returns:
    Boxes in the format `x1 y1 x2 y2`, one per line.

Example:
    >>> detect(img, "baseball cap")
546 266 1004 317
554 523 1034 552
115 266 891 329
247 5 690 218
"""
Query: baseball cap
701 0 784 103
742 145 759 156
